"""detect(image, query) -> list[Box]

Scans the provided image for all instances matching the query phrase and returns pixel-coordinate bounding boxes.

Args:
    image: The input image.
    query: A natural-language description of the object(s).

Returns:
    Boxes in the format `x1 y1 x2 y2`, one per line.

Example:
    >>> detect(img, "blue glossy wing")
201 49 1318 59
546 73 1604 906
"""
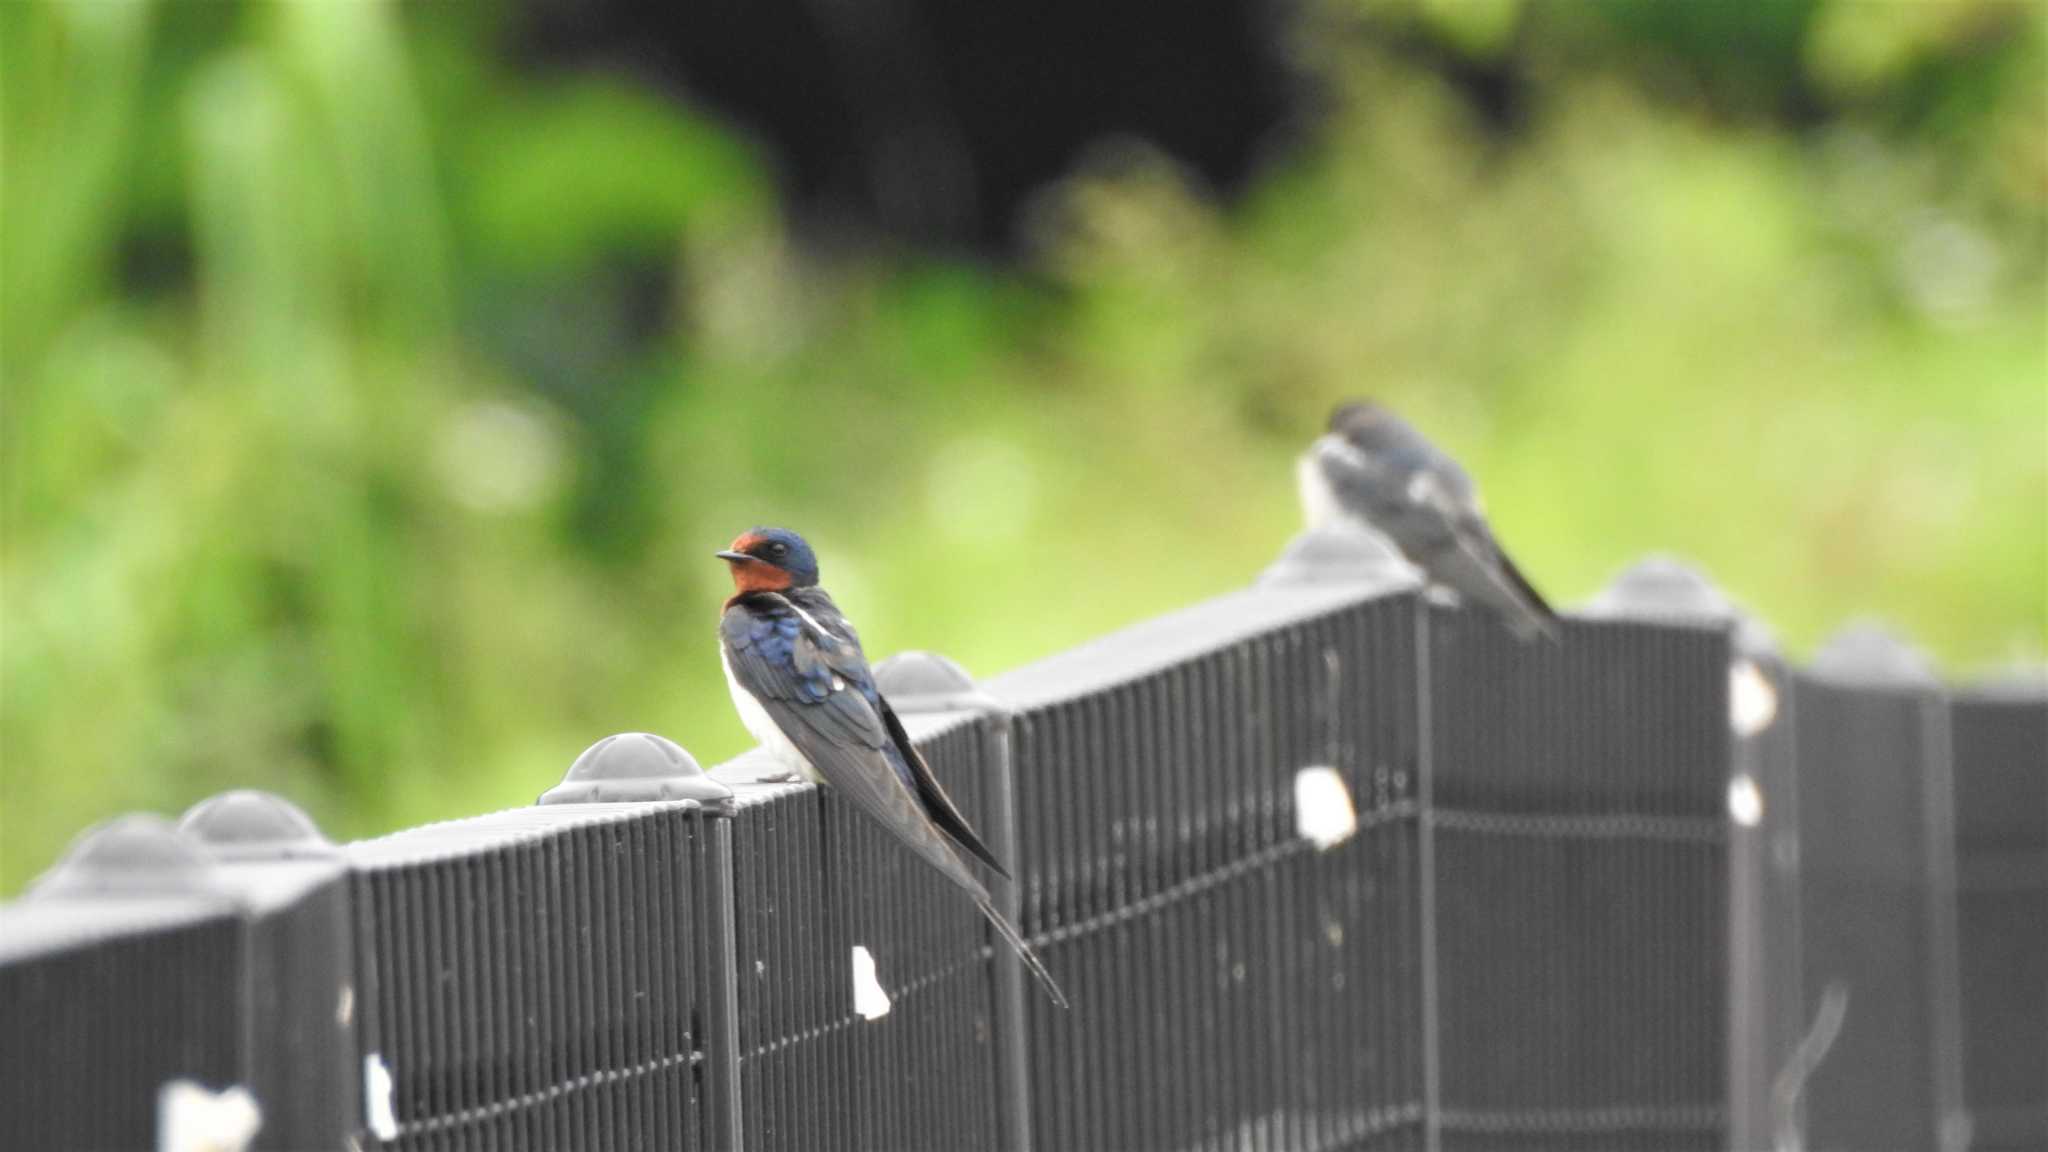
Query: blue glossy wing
722 596 992 903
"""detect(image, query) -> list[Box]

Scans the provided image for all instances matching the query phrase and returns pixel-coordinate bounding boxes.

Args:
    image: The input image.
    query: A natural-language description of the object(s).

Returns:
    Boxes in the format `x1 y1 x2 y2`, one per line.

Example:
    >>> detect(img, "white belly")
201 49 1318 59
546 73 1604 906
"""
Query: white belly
722 650 826 784
1297 448 1345 532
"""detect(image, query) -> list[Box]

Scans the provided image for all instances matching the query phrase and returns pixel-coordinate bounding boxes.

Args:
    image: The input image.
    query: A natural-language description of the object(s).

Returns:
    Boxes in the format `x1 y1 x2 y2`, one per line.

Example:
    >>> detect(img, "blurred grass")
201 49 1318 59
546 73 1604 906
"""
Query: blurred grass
2 0 2043 892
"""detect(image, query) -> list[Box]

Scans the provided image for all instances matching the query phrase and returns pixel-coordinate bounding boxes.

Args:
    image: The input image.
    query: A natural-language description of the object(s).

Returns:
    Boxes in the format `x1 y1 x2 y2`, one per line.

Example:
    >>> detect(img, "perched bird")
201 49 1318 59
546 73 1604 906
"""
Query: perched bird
716 527 1068 1007
1298 401 1560 641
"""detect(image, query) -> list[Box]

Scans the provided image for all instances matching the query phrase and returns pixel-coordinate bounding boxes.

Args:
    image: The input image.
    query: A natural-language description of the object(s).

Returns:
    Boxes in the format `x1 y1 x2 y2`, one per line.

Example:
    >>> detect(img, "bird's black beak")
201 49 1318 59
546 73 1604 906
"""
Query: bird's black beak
715 549 751 564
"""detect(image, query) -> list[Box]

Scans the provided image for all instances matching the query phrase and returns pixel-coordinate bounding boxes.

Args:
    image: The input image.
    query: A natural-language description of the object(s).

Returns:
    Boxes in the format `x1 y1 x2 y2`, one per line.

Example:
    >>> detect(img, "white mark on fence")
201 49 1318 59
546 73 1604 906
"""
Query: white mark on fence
157 1080 261 1152
1727 774 1765 828
336 983 353 1028
363 1054 398 1141
1730 660 1778 737
1294 766 1359 850
851 945 892 1020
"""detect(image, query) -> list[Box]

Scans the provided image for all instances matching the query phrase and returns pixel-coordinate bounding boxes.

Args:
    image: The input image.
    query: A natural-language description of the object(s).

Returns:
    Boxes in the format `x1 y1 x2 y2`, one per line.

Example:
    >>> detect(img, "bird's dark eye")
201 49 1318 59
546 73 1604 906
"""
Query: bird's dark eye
769 542 789 558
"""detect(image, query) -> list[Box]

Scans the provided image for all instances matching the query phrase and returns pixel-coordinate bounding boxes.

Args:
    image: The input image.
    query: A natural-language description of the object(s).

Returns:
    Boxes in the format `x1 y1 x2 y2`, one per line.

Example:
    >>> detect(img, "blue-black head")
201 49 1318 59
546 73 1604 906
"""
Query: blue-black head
717 527 821 593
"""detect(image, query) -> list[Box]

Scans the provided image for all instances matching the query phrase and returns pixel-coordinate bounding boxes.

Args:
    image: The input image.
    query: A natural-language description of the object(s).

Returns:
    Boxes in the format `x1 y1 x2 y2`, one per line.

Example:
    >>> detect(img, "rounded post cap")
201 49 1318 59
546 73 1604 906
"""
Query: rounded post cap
1259 525 1420 590
1582 553 1776 652
538 732 734 805
1809 619 1939 688
29 814 225 899
178 790 336 860
874 650 994 713
1958 658 2048 701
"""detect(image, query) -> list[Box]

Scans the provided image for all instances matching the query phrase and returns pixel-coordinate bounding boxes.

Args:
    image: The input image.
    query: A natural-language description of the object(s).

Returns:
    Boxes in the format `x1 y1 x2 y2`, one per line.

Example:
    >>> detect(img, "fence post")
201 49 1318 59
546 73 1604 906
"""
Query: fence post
704 815 746 1152
538 732 743 1150
178 791 356 1152
875 650 1034 1152
1948 664 2047 1152
1797 622 1967 1152
1584 554 1795 1152
1263 525 1437 1151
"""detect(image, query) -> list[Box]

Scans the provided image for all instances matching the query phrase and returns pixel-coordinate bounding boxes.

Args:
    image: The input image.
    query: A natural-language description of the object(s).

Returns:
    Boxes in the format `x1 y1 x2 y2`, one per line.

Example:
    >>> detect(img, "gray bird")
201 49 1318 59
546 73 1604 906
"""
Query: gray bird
1298 401 1560 641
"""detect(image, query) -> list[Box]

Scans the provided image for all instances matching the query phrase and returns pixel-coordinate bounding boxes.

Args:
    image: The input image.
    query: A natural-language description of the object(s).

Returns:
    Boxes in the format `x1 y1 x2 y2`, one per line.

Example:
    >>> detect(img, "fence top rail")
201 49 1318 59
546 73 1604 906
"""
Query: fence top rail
343 797 715 869
0 894 240 963
983 580 1397 711
708 756 813 811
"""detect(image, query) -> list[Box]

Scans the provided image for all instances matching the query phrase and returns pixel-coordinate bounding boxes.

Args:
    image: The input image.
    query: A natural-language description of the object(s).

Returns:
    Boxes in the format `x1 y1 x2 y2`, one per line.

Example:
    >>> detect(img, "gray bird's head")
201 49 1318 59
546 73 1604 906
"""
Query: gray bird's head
1327 400 1393 437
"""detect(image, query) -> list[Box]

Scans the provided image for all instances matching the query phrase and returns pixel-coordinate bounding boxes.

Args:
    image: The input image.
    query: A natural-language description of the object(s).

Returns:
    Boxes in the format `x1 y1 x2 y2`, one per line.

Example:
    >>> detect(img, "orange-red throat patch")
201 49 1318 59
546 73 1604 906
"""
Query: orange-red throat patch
725 553 793 596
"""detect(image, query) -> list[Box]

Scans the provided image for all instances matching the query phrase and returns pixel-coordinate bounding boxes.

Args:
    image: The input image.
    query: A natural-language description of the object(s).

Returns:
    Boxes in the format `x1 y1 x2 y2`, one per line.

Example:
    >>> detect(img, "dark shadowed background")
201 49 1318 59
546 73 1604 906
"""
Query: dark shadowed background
3 0 2043 892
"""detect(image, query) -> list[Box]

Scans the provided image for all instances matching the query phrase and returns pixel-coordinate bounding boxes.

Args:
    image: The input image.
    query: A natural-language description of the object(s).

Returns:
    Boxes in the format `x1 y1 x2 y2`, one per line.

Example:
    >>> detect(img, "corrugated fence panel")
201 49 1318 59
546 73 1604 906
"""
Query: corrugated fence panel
1949 683 2047 1152
0 900 246 1152
348 803 720 1152
1792 670 1964 1152
1427 612 1729 1152
994 585 1426 1152
723 709 1003 1152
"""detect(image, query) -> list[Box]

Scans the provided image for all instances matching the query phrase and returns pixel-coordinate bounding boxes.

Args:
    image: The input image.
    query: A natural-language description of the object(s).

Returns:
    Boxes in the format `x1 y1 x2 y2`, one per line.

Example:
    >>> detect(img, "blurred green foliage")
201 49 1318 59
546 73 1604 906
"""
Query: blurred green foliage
3 0 2043 892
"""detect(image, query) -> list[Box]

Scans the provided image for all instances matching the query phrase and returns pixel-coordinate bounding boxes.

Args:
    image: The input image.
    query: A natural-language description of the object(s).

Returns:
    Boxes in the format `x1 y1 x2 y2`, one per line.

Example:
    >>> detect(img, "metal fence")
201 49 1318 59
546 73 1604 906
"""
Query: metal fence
2 536 2042 1152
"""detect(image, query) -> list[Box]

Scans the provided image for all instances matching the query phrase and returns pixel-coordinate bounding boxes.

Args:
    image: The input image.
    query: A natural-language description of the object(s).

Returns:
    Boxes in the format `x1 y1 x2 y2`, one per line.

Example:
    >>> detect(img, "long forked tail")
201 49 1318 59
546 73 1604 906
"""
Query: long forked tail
978 900 1069 1010
1502 559 1562 644
1466 541 1556 639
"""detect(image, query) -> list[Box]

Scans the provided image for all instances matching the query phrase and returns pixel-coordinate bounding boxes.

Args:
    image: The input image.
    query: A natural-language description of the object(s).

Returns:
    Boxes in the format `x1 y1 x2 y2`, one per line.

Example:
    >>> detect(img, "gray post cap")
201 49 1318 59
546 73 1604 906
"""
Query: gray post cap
178 790 337 861
29 813 225 899
538 732 735 805
1959 659 2047 700
1259 525 1420 590
1809 619 1939 688
1582 553 1776 652
875 650 997 713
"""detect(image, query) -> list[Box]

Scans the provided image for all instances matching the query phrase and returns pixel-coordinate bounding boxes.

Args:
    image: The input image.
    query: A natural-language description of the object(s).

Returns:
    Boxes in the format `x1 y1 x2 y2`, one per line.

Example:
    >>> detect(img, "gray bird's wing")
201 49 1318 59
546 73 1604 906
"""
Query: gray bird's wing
1320 420 1559 640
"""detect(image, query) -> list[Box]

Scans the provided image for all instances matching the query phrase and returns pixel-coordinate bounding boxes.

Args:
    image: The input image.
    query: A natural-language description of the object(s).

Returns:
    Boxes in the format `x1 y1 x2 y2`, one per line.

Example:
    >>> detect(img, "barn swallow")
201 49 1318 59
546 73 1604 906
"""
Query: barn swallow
1299 401 1560 641
716 527 1068 1008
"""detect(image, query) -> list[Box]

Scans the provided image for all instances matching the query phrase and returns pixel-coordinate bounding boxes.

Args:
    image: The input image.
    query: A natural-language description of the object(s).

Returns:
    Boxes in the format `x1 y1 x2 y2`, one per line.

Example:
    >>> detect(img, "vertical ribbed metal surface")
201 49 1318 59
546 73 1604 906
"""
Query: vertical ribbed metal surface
1948 684 2047 1152
1005 589 1426 1151
1426 612 1728 1152
725 711 1002 1152
1791 671 1964 1152
239 868 358 1151
1724 653 1803 1152
729 780 848 1152
348 803 717 1151
0 904 246 1152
